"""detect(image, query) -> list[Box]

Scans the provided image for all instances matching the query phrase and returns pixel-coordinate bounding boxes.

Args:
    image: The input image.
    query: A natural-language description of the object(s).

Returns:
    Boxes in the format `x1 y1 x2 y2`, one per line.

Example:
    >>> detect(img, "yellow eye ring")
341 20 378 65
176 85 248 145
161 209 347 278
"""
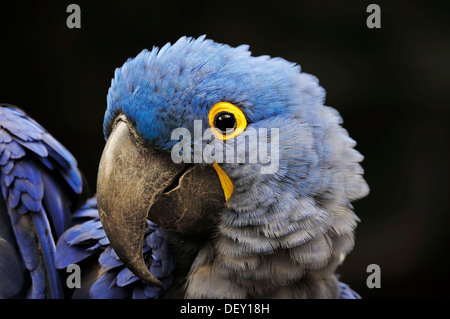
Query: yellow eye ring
208 102 247 140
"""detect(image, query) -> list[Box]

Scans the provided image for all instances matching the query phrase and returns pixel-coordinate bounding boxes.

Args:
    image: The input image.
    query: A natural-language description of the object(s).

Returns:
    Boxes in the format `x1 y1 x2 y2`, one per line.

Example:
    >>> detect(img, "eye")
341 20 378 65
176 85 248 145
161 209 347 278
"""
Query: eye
208 102 247 140
214 112 236 134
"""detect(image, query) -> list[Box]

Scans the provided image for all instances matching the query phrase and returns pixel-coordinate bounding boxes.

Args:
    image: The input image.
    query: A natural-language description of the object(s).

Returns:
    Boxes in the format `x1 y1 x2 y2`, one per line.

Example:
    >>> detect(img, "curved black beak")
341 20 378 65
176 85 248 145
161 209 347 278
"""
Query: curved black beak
97 117 225 286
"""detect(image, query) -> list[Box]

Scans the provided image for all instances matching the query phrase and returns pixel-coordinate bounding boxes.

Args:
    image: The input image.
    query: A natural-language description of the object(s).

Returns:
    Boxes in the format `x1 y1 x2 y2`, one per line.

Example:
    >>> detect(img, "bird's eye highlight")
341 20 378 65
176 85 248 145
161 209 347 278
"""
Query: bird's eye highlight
214 112 236 134
209 102 247 140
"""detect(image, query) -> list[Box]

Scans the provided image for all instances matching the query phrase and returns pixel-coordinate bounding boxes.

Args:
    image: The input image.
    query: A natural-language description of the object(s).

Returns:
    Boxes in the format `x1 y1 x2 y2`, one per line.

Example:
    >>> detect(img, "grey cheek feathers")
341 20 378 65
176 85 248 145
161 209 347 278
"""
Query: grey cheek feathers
184 105 369 299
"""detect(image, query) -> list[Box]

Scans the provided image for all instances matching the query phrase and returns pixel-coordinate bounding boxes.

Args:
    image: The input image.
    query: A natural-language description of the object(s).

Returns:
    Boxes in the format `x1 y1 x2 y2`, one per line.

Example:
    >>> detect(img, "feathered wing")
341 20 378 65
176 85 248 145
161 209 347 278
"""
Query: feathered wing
0 105 83 298
55 197 176 299
0 104 175 299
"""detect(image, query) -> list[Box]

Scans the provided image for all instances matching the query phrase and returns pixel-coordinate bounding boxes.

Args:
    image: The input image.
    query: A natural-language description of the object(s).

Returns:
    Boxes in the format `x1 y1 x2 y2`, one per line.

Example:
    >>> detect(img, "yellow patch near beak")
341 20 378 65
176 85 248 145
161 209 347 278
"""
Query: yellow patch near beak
213 162 233 201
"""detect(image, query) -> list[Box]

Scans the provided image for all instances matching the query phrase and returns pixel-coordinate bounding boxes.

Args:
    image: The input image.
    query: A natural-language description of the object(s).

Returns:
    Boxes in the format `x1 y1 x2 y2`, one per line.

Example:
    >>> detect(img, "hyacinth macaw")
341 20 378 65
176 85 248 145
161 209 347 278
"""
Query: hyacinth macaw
0 36 368 299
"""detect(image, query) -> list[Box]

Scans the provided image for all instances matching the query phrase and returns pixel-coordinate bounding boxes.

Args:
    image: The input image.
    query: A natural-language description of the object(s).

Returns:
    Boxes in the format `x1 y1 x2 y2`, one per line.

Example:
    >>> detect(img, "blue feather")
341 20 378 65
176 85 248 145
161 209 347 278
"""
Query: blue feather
5 140 25 159
66 224 105 245
31 209 64 298
55 232 93 268
147 227 164 249
38 156 55 170
99 247 124 271
3 113 42 141
0 149 10 165
1 161 14 175
21 192 42 212
16 203 29 214
9 160 42 185
42 171 72 237
55 196 177 299
14 178 44 200
7 187 21 208
3 172 15 188
116 267 139 287
15 139 48 158
10 213 45 298
98 236 110 246
338 281 361 299
90 271 131 299
27 258 46 299
41 136 71 170
55 198 106 269
63 223 98 246
58 165 83 195
0 128 13 143
72 208 98 219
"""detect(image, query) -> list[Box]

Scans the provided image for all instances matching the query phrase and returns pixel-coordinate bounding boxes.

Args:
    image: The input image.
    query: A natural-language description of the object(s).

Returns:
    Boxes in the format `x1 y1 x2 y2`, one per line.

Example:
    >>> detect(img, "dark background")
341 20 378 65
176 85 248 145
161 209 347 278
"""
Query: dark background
0 0 448 298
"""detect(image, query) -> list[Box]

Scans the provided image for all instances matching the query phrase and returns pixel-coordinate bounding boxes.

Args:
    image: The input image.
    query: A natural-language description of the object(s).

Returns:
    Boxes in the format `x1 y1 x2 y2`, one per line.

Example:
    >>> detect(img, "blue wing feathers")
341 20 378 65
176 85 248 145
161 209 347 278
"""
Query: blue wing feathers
58 168 83 195
89 271 131 299
1 161 14 175
55 236 93 269
42 171 72 237
0 105 83 298
99 247 124 271
72 207 98 219
21 193 42 212
8 160 41 185
7 187 20 208
14 139 48 158
11 213 46 298
31 209 64 298
14 178 44 200
0 150 10 166
116 267 139 287
5 140 25 159
27 257 46 299
55 196 177 299
0 128 13 143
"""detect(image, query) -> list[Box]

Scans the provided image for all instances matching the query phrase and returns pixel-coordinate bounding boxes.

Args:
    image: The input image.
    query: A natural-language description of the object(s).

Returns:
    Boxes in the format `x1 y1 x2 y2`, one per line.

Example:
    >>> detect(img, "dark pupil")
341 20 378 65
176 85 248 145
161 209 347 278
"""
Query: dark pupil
215 112 236 134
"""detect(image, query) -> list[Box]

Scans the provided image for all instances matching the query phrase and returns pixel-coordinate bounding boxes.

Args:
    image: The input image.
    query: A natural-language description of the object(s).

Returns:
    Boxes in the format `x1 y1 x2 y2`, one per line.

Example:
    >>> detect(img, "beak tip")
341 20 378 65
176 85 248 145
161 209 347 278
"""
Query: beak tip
146 277 163 288
126 258 163 288
140 269 162 287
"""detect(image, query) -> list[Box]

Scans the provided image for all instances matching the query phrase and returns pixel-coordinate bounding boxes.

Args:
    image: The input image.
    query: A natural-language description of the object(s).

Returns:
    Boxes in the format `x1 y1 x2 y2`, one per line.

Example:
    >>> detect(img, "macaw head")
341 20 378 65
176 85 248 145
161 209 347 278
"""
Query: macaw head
97 36 369 290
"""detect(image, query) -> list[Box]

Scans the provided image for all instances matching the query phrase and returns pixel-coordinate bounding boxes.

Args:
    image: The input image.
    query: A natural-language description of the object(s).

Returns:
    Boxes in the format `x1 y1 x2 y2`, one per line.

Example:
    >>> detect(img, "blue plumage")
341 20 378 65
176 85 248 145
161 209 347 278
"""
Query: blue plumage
55 197 176 299
0 105 83 298
338 281 361 299
104 36 368 298
105 36 324 154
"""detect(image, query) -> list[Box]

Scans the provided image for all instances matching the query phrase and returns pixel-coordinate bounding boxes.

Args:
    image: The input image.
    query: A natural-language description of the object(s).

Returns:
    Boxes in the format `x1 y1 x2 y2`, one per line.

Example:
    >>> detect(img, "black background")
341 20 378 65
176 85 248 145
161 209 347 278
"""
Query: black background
0 0 449 299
